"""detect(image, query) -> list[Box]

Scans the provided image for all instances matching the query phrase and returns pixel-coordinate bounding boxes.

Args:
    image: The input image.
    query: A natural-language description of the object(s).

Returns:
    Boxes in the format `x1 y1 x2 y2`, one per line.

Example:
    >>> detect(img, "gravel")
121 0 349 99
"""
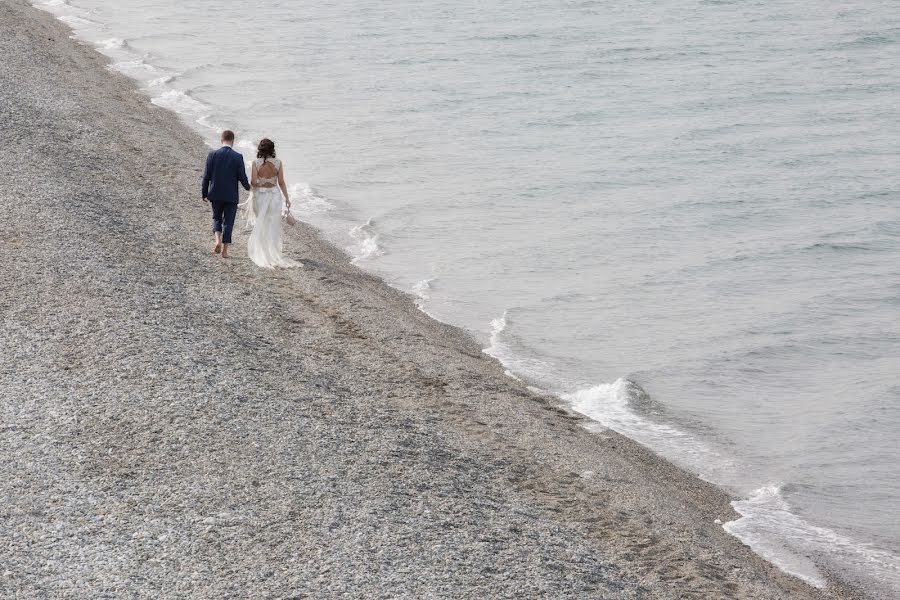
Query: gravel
0 1 872 598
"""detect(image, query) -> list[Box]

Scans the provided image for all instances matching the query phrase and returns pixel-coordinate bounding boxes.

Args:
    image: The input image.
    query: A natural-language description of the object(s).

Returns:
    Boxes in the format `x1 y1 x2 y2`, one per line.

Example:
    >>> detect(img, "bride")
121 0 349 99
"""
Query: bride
245 138 299 268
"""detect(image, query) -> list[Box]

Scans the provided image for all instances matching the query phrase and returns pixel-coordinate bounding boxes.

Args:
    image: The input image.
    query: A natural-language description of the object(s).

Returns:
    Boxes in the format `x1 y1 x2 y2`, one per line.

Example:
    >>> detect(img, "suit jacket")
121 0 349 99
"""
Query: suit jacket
202 146 250 204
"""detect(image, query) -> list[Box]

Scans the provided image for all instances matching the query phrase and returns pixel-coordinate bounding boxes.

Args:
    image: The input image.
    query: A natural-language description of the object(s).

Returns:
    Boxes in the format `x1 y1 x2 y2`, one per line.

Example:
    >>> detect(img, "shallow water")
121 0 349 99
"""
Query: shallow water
39 0 900 594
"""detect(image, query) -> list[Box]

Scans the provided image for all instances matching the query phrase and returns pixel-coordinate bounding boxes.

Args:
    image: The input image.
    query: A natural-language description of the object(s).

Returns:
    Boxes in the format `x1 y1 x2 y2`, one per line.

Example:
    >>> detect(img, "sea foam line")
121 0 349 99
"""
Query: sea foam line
481 311 900 595
111 59 160 76
412 278 435 308
57 14 96 28
562 379 724 468
482 311 551 382
288 183 334 216
725 485 900 592
99 37 128 50
150 90 211 122
347 219 385 263
34 0 322 220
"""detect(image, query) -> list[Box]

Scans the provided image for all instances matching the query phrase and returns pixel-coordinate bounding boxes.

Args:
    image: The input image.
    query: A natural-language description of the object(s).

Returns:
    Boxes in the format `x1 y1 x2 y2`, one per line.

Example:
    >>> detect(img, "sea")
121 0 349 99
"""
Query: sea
35 0 900 595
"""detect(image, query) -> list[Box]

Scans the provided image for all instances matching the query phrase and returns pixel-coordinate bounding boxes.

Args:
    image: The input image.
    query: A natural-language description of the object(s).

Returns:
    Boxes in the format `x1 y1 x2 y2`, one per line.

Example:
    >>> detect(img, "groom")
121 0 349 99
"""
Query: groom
202 130 250 258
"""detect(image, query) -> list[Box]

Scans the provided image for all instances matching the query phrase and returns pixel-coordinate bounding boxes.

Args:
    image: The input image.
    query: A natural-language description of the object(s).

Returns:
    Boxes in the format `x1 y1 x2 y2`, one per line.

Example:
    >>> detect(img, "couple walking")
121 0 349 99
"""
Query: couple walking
201 130 298 268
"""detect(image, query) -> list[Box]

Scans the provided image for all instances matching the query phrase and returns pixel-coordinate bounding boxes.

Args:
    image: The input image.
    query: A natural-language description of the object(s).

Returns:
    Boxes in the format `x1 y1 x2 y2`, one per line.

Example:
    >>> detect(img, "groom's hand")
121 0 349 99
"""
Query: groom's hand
203 197 209 203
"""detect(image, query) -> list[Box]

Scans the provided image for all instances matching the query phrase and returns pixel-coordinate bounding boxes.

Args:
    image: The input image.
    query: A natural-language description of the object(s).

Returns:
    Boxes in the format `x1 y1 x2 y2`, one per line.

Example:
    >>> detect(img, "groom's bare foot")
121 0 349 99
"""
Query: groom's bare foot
213 242 222 254
221 245 230 259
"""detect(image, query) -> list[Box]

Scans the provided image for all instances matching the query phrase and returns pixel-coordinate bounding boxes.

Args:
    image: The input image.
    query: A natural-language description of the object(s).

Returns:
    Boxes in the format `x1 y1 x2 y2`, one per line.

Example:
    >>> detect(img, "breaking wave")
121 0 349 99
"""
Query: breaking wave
347 219 384 262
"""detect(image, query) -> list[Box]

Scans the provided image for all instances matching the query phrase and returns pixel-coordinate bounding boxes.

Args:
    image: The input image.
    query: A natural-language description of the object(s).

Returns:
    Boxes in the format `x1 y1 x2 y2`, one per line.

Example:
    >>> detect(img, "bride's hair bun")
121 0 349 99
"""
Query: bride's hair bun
257 138 276 160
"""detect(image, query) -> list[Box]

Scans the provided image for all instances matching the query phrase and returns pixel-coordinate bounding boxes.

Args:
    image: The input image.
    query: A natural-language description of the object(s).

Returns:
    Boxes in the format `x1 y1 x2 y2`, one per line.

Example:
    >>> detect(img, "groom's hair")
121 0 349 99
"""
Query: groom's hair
221 130 235 143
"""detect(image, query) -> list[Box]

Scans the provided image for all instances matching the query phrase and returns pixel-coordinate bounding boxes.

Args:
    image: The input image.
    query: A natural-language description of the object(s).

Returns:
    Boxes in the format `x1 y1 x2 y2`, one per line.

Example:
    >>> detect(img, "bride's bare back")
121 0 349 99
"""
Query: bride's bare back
251 156 291 208
253 157 281 189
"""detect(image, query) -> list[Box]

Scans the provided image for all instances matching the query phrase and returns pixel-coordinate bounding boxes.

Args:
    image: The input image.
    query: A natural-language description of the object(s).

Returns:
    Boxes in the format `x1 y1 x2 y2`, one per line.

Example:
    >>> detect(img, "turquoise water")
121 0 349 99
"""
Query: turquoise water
39 0 900 594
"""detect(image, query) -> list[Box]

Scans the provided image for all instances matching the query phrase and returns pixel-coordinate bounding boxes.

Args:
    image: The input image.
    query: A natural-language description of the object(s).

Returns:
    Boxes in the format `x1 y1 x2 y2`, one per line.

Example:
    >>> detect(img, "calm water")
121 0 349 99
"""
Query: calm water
40 0 900 594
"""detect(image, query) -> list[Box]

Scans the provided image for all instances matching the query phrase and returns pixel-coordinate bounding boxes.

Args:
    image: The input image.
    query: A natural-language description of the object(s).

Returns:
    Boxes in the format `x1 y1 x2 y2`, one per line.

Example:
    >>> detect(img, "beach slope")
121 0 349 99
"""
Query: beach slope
0 1 867 598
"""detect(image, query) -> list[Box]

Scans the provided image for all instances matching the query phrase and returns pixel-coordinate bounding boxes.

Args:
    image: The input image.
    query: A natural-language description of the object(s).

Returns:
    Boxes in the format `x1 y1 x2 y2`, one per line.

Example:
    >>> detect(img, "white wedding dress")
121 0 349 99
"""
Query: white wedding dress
243 158 298 269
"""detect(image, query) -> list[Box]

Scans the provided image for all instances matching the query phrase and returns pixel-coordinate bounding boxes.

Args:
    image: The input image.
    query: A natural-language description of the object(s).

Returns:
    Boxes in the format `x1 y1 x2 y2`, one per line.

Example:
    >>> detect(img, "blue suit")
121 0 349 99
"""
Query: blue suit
201 145 250 244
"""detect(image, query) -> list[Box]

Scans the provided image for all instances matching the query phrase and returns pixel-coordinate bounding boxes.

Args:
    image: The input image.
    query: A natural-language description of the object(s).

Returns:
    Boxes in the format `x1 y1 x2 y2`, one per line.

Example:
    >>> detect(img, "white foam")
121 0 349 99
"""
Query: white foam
562 379 723 464
111 59 160 77
288 183 333 216
533 372 899 593
725 486 900 593
196 114 226 136
482 311 553 382
412 278 435 307
405 276 458 324
552 376 900 593
488 312 509 351
273 183 336 227
148 75 175 88
347 219 384 262
57 14 96 28
725 486 826 587
479 313 900 594
150 90 211 122
483 311 509 358
99 37 128 51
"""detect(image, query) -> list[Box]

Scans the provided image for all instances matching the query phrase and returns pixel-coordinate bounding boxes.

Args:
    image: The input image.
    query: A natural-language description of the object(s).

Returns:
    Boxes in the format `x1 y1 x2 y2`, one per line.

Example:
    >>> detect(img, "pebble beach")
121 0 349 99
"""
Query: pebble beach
0 1 877 598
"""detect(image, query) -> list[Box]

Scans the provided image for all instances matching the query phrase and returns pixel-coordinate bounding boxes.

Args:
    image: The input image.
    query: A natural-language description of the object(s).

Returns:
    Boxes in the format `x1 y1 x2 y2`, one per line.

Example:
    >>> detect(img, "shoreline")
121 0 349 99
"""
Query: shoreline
0 1 875 597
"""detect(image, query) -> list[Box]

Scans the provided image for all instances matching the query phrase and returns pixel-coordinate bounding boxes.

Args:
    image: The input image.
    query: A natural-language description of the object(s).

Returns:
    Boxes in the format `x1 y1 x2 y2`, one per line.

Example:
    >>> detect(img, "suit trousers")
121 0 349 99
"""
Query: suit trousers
211 201 238 244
